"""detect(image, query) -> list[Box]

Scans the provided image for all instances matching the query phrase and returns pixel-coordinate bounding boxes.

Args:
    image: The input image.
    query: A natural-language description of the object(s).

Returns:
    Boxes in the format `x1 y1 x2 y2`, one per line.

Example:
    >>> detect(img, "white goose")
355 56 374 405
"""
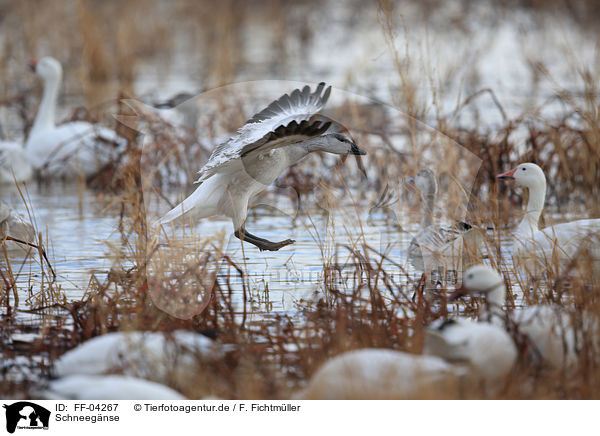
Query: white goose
52 330 224 386
297 309 517 400
38 375 186 400
26 56 126 178
424 316 517 386
407 169 480 279
450 264 598 369
157 83 366 251
0 140 32 184
295 348 462 400
497 163 600 273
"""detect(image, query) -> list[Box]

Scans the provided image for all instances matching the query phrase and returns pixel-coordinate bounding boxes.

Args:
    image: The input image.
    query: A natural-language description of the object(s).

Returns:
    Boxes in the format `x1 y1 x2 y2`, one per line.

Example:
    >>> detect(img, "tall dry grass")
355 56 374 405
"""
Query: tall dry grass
1 0 600 399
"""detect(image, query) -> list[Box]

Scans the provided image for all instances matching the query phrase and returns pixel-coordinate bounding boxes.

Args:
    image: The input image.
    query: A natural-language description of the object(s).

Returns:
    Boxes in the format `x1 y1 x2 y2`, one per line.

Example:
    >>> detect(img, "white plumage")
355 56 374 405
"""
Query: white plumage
0 140 32 184
295 349 462 400
39 375 186 400
53 330 222 385
26 56 126 178
497 163 600 275
424 318 517 385
297 305 518 400
451 264 599 370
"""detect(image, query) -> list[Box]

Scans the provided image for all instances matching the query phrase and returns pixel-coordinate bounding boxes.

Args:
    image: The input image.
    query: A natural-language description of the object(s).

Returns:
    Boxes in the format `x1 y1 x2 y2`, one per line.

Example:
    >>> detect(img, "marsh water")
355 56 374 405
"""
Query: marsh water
1 1 597 382
2 181 519 324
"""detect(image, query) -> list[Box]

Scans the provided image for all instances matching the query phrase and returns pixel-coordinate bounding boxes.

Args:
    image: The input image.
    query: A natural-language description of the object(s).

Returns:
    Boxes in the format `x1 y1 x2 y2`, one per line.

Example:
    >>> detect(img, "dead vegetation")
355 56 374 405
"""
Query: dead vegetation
1 0 600 399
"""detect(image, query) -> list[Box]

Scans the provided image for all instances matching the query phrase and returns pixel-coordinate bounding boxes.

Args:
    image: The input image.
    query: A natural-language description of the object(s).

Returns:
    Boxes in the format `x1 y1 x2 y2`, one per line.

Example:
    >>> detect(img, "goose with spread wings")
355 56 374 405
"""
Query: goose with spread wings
157 83 366 251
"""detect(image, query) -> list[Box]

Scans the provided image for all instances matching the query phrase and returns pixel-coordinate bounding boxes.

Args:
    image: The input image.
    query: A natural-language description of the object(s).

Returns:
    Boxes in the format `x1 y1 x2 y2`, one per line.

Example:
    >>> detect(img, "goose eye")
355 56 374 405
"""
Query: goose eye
467 274 474 280
522 168 526 171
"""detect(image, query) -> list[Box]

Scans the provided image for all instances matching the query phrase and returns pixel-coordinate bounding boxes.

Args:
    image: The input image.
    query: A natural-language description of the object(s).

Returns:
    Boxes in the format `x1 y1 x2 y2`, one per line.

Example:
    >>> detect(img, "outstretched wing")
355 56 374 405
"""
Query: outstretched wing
196 82 332 184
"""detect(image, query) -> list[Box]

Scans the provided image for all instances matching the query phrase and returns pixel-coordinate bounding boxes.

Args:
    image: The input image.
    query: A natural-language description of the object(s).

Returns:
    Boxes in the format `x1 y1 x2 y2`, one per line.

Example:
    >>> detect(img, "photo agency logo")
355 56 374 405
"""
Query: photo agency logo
114 80 481 318
3 402 50 433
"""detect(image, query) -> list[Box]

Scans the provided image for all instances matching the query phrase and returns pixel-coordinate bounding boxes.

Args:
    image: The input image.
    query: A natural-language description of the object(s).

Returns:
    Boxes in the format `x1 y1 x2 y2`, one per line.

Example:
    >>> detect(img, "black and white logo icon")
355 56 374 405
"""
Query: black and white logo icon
3 402 50 434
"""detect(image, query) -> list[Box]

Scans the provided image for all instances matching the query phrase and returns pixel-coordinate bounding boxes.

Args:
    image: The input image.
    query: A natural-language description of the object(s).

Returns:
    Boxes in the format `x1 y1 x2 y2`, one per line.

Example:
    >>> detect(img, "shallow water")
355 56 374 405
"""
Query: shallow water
2 179 523 327
1 5 593 320
1 184 118 318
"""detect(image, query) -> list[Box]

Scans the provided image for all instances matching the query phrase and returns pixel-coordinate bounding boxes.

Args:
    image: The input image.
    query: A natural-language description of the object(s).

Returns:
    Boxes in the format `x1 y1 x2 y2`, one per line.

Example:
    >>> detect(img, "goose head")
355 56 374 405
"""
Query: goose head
450 264 508 325
28 56 62 83
450 264 505 300
496 162 546 191
406 169 437 196
414 168 437 196
317 133 366 156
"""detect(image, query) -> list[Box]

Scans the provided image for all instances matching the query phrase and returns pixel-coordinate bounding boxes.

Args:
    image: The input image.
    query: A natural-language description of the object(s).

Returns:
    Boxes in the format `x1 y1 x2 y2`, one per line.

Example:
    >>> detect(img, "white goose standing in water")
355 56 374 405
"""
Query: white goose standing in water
497 162 600 272
26 56 125 178
157 83 366 251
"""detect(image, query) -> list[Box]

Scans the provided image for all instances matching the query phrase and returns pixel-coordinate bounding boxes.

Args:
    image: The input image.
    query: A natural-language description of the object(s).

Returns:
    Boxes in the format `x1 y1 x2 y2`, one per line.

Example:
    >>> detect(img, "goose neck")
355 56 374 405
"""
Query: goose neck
421 193 435 227
29 75 60 138
481 282 506 325
517 182 546 236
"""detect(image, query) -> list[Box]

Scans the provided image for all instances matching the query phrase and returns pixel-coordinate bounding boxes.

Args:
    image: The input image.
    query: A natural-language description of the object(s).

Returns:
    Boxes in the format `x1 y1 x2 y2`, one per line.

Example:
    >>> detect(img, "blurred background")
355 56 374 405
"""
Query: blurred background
1 0 599 138
2 0 600 400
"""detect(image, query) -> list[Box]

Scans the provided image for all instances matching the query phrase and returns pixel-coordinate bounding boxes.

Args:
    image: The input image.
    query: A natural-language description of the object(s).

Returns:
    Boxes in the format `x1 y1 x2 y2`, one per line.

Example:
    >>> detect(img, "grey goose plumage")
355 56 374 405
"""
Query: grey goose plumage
157 83 366 251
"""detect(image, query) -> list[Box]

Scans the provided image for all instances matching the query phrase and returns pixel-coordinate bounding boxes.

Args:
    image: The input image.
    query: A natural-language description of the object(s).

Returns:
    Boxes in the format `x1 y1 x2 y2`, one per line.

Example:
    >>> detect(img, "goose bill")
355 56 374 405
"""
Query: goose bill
350 143 367 156
496 168 517 180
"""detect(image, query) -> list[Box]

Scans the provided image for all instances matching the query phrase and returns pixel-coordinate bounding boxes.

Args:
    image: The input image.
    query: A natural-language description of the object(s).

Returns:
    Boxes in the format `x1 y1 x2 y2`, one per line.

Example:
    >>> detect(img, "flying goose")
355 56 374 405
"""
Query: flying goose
26 56 126 178
157 82 366 251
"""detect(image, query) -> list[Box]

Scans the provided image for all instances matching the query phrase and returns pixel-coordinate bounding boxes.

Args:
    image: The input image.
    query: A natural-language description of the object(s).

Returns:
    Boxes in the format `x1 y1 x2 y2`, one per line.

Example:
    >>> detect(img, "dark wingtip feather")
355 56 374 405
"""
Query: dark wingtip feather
322 86 331 105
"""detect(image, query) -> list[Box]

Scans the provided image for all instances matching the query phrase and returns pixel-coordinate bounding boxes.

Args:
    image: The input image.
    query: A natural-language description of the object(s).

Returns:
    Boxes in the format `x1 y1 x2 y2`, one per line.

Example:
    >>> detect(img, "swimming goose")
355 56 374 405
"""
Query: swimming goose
38 375 186 400
407 169 479 280
26 56 126 178
0 140 32 183
52 330 224 385
497 163 600 274
157 83 366 251
450 264 599 369
295 348 462 399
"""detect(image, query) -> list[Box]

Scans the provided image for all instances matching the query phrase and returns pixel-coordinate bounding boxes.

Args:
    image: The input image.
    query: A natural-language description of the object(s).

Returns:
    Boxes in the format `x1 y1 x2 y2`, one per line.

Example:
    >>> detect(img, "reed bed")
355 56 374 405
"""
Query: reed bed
1 0 600 400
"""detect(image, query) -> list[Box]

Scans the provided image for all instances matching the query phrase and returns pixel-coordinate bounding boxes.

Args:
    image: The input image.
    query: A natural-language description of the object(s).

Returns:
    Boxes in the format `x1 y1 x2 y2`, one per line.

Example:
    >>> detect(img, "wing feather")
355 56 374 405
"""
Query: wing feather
195 82 333 184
